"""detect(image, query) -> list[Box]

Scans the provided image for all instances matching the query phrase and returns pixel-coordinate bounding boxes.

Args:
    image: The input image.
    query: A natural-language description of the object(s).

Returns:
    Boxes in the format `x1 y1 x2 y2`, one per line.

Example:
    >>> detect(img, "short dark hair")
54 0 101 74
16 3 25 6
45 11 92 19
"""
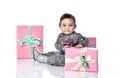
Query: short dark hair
59 13 76 27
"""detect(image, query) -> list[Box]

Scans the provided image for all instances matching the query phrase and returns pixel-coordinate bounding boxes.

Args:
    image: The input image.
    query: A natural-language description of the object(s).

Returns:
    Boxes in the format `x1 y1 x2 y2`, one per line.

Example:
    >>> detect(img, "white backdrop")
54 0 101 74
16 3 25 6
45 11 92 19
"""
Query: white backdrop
0 0 120 78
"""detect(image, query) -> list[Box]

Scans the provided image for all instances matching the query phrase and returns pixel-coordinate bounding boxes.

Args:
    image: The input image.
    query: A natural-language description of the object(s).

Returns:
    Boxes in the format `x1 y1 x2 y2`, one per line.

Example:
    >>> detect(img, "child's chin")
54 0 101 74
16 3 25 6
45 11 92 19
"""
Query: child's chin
64 32 71 34
64 33 69 34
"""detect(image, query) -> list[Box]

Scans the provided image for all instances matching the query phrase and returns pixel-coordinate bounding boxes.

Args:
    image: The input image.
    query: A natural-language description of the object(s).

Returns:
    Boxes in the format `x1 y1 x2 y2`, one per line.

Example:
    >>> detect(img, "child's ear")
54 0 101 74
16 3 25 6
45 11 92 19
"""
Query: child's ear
59 26 61 29
74 25 77 29
59 25 61 28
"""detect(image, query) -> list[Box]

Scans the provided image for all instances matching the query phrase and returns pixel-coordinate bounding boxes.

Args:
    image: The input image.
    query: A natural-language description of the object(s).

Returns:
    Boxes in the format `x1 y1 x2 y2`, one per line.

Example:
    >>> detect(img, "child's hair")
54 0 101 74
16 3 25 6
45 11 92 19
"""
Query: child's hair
59 13 76 27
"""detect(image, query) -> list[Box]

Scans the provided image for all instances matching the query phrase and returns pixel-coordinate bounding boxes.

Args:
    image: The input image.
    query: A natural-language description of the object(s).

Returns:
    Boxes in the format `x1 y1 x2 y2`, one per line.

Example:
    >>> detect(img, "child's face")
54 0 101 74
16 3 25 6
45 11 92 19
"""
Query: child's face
59 18 76 35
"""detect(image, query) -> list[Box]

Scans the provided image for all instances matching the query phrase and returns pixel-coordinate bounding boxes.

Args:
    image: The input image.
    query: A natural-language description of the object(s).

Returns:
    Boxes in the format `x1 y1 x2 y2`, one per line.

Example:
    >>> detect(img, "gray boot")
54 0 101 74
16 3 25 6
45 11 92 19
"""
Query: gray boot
33 47 48 63
33 47 41 61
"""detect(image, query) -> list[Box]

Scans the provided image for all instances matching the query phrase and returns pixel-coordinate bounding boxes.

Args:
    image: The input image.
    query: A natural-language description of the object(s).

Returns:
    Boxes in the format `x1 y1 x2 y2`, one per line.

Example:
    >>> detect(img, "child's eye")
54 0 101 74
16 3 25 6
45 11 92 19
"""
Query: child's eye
63 25 66 26
69 25 73 26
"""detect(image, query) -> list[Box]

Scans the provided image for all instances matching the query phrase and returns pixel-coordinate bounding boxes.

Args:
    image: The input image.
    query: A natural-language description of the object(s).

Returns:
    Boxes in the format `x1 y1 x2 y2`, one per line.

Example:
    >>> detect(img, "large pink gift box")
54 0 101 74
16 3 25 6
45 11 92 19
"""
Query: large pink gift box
65 47 98 72
16 26 43 59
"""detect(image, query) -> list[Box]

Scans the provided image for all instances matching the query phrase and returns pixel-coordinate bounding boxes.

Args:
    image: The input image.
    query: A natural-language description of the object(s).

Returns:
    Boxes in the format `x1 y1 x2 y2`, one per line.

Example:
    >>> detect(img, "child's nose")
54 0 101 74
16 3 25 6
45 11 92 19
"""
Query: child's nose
66 26 69 29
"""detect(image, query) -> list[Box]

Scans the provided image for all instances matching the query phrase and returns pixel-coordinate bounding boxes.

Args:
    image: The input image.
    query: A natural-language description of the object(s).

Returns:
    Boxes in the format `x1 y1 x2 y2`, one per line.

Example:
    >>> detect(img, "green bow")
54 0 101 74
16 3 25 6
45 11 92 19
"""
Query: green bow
18 36 42 46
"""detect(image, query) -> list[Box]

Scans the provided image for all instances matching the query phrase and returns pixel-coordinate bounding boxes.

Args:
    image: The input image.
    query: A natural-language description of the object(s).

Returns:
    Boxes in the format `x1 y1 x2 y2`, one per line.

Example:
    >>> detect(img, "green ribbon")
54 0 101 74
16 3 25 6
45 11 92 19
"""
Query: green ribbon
17 26 42 58
81 56 89 68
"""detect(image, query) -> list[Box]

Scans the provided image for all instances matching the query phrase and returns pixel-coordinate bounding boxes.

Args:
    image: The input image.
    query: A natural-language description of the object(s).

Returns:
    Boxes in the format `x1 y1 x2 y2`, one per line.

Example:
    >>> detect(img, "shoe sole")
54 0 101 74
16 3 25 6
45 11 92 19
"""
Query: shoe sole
32 47 36 61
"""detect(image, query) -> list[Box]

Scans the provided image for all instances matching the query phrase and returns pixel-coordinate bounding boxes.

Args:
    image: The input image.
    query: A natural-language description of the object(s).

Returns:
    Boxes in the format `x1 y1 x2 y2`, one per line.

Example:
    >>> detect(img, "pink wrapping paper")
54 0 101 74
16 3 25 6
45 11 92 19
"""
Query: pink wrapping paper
65 47 98 72
87 37 96 48
17 26 43 59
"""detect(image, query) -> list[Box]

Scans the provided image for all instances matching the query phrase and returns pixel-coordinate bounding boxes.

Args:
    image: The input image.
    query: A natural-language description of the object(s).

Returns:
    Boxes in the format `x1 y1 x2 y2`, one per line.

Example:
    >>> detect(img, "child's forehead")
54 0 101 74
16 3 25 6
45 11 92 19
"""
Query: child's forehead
61 18 74 22
62 18 74 20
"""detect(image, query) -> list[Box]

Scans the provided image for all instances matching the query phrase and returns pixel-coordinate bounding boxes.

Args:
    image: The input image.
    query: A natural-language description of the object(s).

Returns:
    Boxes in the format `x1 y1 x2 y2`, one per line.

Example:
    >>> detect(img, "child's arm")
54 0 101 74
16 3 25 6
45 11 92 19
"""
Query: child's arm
77 33 89 47
54 34 65 51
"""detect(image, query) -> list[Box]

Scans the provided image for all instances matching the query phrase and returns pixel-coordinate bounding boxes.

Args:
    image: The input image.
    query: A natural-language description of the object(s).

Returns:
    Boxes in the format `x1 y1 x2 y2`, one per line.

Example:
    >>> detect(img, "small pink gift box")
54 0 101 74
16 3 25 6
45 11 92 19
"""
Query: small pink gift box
16 26 43 59
87 37 96 48
65 47 98 72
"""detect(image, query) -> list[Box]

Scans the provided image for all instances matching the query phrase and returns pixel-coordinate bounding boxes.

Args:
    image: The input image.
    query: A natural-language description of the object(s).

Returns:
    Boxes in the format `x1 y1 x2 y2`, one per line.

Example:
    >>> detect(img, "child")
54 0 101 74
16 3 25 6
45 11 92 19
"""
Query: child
33 13 89 66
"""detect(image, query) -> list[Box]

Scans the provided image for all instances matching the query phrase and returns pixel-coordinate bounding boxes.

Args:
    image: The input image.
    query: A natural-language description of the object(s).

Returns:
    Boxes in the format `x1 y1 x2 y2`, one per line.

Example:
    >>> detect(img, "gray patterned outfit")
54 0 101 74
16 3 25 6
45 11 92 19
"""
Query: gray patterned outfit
34 31 89 66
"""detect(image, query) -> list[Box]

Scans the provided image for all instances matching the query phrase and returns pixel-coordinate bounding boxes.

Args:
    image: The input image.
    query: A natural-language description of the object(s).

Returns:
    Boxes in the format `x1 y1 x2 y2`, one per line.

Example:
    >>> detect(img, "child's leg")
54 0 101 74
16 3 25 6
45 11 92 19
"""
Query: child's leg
47 55 65 66
36 54 48 63
33 48 60 60
33 47 64 65
44 51 61 56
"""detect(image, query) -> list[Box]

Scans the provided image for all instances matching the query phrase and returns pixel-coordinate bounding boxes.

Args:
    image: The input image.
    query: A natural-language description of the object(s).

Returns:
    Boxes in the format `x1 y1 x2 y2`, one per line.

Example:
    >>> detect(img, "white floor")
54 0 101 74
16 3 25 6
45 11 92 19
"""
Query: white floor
16 59 98 78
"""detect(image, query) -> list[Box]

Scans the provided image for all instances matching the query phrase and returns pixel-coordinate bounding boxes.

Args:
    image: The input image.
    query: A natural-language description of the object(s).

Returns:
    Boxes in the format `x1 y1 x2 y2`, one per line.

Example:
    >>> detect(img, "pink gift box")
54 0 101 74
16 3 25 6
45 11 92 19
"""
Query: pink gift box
87 37 96 48
65 47 98 72
16 26 43 59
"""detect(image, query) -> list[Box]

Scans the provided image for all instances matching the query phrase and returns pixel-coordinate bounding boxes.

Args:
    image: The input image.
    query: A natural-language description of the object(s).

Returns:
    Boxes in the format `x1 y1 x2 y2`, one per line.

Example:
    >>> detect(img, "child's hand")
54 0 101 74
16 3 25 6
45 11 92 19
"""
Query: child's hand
63 45 71 51
74 44 83 48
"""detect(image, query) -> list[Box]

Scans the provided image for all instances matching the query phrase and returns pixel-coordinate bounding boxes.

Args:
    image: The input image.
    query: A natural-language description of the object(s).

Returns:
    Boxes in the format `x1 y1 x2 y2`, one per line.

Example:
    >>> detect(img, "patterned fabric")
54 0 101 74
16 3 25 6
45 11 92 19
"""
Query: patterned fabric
47 54 65 66
34 50 65 66
55 31 89 51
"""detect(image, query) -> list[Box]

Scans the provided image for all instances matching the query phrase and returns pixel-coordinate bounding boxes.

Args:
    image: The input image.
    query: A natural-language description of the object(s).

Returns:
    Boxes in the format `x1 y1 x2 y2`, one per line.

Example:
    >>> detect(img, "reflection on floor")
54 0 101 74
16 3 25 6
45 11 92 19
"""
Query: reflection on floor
16 59 98 78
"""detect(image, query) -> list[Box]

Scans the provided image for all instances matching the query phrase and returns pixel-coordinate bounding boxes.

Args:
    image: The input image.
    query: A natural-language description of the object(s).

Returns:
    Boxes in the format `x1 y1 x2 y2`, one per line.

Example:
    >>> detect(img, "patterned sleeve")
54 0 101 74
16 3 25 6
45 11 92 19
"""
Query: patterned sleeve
54 33 64 51
77 33 89 47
